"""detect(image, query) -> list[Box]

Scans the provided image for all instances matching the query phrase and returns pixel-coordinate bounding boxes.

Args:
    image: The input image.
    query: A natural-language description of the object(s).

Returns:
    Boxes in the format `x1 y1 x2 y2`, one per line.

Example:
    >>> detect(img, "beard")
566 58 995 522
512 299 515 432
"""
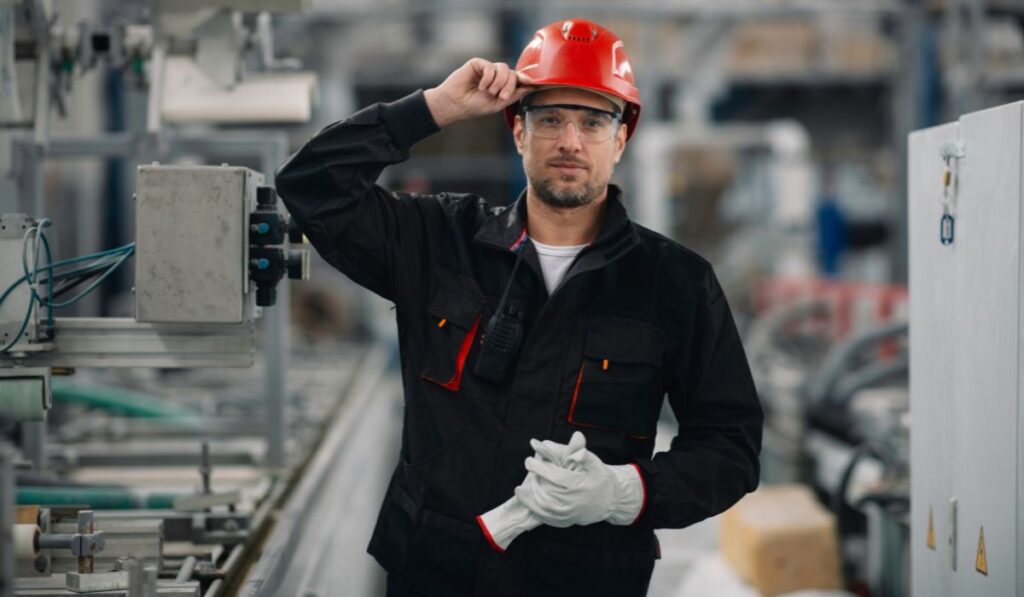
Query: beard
531 173 603 208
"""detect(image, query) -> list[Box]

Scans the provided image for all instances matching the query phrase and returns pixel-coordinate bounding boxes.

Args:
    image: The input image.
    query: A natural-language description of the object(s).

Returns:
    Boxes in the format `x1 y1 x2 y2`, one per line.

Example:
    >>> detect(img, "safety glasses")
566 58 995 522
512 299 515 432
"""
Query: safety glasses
521 103 622 144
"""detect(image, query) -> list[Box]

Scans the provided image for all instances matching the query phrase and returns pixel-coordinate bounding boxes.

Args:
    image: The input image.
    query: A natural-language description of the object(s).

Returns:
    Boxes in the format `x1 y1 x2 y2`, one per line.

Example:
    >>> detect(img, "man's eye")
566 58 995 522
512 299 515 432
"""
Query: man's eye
582 118 604 129
539 116 561 126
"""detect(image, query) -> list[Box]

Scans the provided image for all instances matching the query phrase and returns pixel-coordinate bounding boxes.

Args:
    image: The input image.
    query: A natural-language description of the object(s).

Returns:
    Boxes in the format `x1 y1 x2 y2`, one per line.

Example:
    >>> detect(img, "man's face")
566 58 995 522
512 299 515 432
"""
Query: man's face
514 88 628 209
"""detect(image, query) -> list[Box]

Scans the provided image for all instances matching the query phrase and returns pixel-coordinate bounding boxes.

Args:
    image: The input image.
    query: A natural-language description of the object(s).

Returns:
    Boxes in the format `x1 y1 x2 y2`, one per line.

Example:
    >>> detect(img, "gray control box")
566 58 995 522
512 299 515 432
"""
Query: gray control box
134 165 261 323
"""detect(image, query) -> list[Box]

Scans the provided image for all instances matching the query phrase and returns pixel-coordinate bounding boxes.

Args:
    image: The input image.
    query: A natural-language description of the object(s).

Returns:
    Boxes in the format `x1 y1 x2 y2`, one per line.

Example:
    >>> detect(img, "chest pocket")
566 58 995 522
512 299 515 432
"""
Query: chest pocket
568 319 665 439
420 288 485 392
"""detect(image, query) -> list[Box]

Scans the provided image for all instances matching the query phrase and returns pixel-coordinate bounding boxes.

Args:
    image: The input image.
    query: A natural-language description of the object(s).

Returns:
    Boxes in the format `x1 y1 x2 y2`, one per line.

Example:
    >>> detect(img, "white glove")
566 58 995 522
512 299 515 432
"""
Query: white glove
476 495 538 552
476 433 587 552
515 431 645 527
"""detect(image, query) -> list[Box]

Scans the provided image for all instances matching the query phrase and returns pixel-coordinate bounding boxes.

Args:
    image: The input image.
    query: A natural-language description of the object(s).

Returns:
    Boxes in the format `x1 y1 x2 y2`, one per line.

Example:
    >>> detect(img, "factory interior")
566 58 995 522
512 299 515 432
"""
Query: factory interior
0 0 1022 596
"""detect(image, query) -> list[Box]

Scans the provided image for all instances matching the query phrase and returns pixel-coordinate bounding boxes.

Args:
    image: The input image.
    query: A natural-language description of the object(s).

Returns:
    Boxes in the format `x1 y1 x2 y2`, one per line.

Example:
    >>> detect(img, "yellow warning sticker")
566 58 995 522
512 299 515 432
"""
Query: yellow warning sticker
976 527 988 576
927 507 936 550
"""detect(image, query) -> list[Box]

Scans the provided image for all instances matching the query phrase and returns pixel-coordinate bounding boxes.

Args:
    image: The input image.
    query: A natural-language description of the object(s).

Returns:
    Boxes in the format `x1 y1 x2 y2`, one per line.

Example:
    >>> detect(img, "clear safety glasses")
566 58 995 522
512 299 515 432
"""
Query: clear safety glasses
521 103 622 144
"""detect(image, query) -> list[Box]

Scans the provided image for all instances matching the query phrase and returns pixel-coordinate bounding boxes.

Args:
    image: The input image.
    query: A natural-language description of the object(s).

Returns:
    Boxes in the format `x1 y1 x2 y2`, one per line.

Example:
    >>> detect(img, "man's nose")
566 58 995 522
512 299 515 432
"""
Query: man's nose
557 121 584 151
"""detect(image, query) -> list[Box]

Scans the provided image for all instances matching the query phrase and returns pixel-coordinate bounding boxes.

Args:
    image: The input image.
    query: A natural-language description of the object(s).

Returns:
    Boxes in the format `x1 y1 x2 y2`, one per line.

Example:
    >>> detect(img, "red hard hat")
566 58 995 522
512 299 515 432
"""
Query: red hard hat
504 18 642 140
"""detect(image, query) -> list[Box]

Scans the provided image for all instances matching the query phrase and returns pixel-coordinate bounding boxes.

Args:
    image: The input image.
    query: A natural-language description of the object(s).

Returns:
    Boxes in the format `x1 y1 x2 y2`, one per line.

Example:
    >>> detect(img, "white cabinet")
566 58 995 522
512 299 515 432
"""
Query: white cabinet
909 102 1023 596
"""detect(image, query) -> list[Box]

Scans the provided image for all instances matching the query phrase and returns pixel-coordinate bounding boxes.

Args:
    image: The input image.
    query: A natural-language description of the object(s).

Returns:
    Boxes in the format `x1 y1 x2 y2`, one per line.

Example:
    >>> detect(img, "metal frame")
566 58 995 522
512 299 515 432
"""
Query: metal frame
8 129 290 470
0 318 254 368
0 440 14 597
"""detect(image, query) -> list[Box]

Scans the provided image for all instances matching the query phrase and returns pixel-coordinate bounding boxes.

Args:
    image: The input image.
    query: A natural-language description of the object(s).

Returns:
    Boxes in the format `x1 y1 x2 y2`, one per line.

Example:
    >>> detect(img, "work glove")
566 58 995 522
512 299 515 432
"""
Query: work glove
515 431 646 528
476 433 587 552
476 494 538 552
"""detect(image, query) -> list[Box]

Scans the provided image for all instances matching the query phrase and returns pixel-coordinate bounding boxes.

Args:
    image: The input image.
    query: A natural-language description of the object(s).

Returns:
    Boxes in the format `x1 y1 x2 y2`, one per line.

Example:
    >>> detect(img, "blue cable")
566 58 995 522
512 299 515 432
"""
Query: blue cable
37 251 133 309
1 225 135 352
0 255 128 308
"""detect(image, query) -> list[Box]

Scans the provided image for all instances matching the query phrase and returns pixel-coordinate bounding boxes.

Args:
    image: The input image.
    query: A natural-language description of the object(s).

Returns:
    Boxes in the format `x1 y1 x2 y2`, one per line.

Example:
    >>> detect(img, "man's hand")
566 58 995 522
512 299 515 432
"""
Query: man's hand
476 432 584 551
476 431 646 552
424 58 535 127
515 432 645 528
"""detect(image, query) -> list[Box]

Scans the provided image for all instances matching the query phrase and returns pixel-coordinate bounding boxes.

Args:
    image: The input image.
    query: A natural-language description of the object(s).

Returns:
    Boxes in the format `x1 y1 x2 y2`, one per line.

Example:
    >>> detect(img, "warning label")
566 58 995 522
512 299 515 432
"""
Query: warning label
976 527 988 576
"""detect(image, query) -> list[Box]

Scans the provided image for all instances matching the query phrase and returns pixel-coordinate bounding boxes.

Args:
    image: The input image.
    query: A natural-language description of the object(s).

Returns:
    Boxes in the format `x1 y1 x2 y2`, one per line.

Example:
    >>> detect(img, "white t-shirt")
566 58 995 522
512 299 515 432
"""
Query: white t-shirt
532 239 587 295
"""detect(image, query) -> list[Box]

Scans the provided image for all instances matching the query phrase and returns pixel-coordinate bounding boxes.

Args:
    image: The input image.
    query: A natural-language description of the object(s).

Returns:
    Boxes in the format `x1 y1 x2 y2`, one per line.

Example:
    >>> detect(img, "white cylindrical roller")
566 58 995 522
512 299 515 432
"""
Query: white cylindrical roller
0 378 46 421
14 523 40 560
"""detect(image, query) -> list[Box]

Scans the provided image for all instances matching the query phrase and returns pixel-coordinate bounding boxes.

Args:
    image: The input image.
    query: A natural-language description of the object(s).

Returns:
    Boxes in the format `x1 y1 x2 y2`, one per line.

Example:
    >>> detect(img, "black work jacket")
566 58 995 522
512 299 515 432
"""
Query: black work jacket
275 90 763 597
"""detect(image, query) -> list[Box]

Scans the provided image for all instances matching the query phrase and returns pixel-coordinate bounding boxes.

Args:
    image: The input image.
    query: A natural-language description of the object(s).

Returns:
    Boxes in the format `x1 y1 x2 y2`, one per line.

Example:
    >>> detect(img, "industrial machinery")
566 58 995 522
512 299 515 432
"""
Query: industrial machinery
0 2 359 596
744 278 910 595
0 164 311 596
1 163 308 380
0 0 316 141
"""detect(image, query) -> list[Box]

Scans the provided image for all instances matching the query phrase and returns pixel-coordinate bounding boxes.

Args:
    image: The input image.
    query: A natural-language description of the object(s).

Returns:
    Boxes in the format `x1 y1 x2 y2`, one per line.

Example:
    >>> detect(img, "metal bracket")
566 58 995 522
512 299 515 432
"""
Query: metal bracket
939 139 967 161
37 510 106 573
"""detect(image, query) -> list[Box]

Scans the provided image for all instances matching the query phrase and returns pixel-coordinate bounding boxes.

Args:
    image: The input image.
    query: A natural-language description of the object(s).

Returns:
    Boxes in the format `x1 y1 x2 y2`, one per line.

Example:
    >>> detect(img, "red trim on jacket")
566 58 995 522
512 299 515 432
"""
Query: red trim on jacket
476 515 506 553
425 316 481 391
509 228 528 252
629 463 648 526
440 316 480 391
567 363 588 426
566 362 652 440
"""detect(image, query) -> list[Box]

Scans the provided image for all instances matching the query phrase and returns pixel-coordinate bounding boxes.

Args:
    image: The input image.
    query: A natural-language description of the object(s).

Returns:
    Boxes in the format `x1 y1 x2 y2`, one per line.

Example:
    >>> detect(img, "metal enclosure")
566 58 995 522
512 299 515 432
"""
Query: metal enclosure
909 102 1024 596
0 213 35 345
134 165 260 323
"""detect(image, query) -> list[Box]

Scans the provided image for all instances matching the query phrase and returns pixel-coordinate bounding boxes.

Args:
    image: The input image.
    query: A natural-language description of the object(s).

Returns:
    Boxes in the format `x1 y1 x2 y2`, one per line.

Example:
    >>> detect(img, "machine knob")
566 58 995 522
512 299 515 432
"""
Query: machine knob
287 250 310 281
256 186 277 208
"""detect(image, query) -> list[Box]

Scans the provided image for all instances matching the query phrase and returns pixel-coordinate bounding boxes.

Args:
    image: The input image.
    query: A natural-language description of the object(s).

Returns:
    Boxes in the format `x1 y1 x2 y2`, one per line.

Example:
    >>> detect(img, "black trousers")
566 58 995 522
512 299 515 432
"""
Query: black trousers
386 575 434 597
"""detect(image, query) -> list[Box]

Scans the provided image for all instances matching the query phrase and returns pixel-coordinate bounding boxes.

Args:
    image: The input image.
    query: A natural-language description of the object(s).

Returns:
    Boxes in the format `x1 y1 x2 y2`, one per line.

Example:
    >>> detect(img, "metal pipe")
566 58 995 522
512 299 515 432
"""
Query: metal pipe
17 487 179 509
51 380 201 423
175 556 197 583
20 421 45 471
219 544 245 577
203 579 224 597
831 356 909 407
30 1 50 148
804 321 908 404
261 136 289 472
0 440 15 597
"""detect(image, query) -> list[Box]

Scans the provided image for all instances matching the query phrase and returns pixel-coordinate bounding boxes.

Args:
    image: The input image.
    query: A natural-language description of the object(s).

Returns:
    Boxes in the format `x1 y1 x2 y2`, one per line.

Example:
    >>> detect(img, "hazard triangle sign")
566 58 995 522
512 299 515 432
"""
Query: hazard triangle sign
976 527 988 576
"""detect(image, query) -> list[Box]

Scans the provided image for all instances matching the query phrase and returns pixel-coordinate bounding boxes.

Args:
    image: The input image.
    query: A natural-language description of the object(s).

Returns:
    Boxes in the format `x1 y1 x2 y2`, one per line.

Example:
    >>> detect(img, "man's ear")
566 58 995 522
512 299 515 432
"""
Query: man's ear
513 114 525 155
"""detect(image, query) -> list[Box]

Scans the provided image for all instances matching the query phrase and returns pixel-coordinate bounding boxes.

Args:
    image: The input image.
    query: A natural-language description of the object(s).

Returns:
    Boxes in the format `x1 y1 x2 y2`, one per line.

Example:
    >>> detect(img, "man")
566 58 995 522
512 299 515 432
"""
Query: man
276 18 763 597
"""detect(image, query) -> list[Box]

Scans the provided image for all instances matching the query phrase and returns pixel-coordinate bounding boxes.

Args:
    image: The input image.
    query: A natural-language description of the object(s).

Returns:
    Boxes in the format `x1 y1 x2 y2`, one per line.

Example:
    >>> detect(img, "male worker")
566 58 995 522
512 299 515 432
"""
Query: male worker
276 18 763 597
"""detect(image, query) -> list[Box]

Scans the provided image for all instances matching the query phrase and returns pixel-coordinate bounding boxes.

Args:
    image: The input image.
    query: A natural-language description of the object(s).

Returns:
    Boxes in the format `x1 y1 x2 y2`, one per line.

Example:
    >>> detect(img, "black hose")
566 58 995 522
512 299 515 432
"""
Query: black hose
50 267 108 299
832 443 886 582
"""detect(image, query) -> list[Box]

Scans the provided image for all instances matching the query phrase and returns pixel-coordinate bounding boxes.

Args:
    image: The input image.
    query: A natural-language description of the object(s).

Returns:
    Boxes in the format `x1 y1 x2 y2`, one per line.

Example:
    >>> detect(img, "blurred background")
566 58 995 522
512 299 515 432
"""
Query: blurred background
2 0 1022 595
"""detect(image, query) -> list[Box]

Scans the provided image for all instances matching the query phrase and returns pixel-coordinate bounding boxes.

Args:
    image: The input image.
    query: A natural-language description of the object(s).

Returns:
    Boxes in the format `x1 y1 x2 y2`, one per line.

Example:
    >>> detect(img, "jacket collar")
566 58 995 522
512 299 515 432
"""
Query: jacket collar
473 184 638 254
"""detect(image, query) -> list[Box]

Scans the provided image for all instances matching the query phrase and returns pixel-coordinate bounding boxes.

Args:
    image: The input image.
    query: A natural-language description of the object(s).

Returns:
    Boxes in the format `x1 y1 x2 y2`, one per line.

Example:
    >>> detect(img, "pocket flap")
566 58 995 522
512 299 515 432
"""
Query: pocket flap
584 319 664 364
427 288 486 329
